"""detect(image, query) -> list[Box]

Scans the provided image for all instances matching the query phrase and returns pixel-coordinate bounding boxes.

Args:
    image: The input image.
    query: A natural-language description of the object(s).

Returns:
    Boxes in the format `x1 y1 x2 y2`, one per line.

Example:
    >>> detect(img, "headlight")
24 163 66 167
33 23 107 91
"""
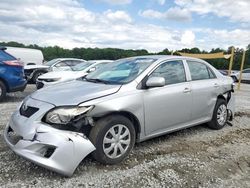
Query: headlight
45 106 94 124
45 78 61 82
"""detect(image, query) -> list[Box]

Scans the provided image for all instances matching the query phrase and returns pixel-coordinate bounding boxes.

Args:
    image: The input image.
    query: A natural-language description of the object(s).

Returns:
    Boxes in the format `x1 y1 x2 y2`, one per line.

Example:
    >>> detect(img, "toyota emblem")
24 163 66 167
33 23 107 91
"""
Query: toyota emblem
22 103 28 111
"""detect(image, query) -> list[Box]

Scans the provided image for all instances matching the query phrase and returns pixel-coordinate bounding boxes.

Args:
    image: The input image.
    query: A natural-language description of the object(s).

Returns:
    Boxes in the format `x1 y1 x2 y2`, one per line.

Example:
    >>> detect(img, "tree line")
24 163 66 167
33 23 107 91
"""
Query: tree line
1 41 249 70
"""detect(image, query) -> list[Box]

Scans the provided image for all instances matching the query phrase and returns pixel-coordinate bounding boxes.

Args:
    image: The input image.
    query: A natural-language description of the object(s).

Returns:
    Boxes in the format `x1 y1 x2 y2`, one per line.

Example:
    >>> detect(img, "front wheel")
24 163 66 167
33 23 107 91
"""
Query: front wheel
89 115 135 164
207 99 228 130
0 81 7 102
32 71 45 83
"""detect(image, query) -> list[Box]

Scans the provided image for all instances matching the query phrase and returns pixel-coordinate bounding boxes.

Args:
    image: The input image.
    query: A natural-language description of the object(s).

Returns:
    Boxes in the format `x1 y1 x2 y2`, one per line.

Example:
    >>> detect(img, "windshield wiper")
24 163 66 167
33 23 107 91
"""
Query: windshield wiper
84 78 117 84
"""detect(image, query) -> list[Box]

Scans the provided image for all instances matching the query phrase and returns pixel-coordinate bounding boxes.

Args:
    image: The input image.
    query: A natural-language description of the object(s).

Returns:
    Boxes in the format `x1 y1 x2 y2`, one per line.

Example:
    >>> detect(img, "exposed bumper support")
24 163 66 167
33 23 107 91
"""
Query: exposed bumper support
224 90 235 121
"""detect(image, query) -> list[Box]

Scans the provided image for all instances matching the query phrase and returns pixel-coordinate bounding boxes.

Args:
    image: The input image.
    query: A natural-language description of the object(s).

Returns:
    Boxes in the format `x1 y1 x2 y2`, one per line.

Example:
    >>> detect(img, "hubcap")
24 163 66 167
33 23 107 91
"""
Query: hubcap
103 124 131 159
217 104 227 126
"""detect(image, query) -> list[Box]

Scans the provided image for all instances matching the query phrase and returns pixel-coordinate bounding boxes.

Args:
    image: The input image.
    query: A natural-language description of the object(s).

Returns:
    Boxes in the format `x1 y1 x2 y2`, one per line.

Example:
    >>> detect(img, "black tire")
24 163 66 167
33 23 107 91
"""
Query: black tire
89 115 135 165
32 71 45 83
207 99 228 130
0 81 7 102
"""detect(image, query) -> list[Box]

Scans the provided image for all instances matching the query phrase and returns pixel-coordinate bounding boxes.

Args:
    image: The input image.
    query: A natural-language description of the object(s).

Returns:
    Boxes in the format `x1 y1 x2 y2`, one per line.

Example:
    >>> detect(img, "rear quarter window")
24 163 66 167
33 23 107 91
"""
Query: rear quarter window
0 50 16 61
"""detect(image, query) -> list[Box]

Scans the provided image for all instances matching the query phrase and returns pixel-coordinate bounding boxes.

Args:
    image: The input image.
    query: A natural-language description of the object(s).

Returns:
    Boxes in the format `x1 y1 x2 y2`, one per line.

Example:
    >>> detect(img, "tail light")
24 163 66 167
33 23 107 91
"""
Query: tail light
3 60 23 67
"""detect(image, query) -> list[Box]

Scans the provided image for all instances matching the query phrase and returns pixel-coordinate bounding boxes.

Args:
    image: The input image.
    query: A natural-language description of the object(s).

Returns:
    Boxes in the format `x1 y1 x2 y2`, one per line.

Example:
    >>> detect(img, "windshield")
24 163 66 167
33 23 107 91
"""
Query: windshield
85 58 156 84
44 59 60 66
72 62 93 71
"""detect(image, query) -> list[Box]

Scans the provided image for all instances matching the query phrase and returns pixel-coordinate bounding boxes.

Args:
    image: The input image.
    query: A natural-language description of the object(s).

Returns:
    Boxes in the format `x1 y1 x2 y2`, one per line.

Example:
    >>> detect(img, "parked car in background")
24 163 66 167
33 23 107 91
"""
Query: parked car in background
36 60 113 89
4 56 235 176
231 68 250 82
5 46 44 66
0 47 27 101
25 58 86 83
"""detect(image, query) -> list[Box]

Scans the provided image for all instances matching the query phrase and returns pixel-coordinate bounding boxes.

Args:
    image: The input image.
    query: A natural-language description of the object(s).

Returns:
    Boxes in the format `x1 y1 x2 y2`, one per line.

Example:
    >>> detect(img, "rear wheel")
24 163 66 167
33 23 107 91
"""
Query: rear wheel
207 99 228 130
0 81 7 102
89 115 135 164
231 76 238 82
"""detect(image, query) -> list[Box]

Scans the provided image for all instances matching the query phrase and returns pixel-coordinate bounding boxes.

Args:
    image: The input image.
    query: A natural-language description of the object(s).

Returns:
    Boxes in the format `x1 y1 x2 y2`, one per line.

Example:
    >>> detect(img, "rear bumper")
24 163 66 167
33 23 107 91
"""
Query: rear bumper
9 81 27 92
4 119 95 176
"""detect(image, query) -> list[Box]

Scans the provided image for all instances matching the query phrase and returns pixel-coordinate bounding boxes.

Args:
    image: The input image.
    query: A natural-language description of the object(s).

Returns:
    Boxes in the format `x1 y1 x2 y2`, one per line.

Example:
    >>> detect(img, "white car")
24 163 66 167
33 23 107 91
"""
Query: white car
36 60 113 89
24 58 86 83
231 68 250 82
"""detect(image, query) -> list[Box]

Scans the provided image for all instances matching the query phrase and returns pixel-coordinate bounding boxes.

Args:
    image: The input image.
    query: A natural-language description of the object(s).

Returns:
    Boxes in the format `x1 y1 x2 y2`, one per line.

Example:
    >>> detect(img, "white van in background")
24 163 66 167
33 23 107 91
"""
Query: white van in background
5 46 48 83
5 47 44 65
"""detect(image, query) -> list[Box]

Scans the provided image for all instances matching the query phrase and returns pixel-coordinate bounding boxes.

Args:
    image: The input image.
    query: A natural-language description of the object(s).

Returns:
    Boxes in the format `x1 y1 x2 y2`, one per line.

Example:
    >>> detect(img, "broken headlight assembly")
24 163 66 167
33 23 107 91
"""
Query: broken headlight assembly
44 106 94 125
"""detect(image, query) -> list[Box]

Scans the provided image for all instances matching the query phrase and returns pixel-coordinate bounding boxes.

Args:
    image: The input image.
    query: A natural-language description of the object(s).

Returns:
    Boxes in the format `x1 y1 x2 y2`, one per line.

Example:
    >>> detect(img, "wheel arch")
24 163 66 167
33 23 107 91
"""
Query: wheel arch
0 77 9 92
94 111 141 141
217 94 226 102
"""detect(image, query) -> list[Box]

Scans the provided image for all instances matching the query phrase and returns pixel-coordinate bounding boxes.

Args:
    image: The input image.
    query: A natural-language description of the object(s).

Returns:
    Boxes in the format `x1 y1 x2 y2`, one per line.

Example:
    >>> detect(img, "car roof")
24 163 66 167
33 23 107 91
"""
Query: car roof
87 60 113 63
55 58 85 61
124 55 205 63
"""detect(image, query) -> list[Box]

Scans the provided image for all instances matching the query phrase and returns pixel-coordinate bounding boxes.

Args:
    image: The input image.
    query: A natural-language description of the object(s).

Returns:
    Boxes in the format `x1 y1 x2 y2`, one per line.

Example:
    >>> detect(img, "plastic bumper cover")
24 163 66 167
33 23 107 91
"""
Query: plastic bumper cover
4 120 95 176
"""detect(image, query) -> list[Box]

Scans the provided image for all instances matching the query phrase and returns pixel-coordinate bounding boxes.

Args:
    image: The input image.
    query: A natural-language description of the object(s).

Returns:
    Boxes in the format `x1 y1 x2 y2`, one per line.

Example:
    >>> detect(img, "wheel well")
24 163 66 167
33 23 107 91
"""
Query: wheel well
0 77 9 92
95 111 141 140
217 94 226 102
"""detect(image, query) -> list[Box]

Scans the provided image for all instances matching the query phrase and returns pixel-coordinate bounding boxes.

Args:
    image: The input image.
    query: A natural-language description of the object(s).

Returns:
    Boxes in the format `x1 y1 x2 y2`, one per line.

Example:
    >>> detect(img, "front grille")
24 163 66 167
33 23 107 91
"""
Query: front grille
36 81 44 89
20 104 39 118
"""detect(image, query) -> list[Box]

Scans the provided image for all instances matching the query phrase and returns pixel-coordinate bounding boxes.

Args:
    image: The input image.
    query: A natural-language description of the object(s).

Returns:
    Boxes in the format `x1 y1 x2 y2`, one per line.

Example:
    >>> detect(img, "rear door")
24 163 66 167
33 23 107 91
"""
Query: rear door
186 60 219 121
143 60 192 136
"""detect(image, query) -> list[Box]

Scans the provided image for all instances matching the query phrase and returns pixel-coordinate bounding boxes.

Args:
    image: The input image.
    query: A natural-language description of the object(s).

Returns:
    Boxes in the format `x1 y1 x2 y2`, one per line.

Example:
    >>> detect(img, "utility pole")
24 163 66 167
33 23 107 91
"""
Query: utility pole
237 50 246 90
228 47 235 76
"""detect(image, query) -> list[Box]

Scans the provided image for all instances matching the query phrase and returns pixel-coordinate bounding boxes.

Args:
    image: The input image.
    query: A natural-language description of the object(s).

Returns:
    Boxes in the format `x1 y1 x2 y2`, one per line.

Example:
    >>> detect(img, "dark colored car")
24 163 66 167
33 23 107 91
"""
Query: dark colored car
0 47 27 101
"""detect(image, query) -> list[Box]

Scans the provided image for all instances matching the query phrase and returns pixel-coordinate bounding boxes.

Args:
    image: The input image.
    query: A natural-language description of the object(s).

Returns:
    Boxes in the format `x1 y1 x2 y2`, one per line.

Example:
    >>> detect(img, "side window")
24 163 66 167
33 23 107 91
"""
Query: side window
95 62 109 70
54 61 72 71
55 61 67 67
149 60 186 85
0 50 15 61
207 67 216 79
70 60 82 66
187 61 210 81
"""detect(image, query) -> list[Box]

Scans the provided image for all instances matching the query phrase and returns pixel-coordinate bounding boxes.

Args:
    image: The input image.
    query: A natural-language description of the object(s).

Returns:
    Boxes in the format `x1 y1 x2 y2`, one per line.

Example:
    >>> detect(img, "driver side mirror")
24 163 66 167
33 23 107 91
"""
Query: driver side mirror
146 77 165 88
88 67 96 73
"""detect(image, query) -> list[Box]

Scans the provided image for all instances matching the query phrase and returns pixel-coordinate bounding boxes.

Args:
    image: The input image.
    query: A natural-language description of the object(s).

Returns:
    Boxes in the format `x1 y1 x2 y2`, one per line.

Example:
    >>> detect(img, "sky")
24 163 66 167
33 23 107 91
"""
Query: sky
0 0 249 52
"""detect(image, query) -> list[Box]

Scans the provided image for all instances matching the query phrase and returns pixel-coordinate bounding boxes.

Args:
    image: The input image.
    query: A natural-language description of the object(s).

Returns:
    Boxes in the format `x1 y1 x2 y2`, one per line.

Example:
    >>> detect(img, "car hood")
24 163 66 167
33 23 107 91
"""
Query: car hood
24 65 49 70
30 80 121 106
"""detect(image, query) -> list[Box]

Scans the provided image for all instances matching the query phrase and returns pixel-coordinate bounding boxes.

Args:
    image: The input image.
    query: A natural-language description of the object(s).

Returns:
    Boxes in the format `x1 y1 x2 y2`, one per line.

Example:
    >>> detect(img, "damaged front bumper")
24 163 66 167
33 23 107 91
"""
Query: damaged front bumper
4 118 95 176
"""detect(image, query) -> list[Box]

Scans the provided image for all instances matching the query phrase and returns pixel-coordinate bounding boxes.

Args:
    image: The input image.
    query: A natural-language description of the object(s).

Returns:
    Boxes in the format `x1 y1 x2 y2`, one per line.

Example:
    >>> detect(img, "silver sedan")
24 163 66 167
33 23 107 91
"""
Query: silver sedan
4 55 235 176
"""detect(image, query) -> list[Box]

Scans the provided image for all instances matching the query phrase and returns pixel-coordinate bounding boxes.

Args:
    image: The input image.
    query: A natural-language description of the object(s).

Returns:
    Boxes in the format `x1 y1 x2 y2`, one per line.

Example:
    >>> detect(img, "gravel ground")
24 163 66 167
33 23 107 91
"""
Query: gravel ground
0 84 250 188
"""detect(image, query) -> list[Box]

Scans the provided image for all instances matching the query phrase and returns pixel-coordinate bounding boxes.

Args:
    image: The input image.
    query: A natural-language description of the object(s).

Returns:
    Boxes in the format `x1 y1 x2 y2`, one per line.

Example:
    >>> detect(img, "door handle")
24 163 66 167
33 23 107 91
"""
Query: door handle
183 88 191 93
214 83 219 88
